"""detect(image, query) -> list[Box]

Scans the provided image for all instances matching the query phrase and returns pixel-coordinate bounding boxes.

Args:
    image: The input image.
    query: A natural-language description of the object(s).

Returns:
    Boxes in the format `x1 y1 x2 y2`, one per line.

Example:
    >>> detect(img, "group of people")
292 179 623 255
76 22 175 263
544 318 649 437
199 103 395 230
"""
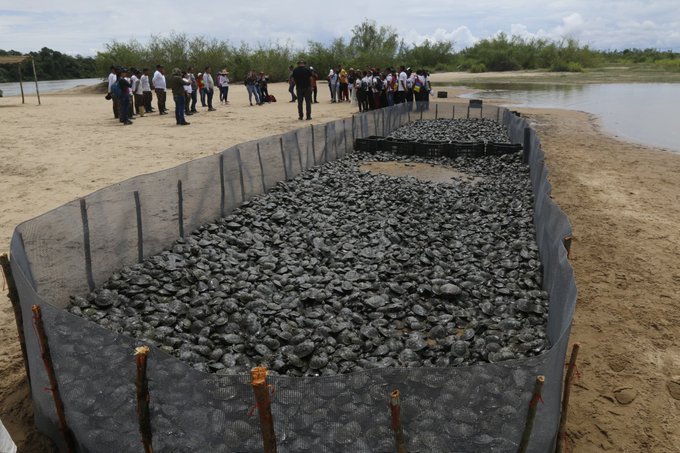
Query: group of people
326 65 432 112
107 62 432 125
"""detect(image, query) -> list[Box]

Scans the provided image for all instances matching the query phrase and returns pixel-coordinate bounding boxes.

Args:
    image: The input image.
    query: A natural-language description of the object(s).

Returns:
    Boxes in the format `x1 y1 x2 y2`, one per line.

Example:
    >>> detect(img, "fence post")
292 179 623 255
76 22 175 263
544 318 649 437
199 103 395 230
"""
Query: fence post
251 367 277 453
390 389 408 453
556 344 581 453
135 346 153 453
563 236 573 259
518 375 545 453
32 305 76 453
0 254 31 386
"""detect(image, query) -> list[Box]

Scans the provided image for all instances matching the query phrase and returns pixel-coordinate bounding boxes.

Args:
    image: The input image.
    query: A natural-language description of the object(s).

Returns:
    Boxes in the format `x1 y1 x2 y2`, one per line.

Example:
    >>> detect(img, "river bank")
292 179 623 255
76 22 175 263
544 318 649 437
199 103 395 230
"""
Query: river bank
1 81 679 451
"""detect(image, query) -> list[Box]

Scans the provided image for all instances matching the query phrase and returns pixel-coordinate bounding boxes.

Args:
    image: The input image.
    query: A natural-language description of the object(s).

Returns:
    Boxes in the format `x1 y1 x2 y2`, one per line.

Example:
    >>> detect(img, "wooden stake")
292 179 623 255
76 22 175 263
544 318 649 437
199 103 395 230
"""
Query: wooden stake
31 56 41 105
563 236 573 260
135 346 153 453
31 305 76 453
0 253 31 386
518 375 545 453
556 344 581 453
251 367 277 453
390 389 408 453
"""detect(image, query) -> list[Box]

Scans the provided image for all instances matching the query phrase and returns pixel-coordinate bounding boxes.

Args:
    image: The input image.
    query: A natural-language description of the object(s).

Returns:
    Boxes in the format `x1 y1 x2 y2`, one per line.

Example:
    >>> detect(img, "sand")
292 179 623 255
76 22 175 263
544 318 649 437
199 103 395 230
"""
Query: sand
1 78 680 452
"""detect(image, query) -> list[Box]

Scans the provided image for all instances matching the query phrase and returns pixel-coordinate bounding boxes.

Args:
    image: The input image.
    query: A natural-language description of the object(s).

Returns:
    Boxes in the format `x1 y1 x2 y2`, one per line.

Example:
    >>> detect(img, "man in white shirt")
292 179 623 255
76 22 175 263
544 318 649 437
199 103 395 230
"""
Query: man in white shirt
107 66 119 118
396 65 408 104
140 68 153 113
203 66 216 111
152 64 168 115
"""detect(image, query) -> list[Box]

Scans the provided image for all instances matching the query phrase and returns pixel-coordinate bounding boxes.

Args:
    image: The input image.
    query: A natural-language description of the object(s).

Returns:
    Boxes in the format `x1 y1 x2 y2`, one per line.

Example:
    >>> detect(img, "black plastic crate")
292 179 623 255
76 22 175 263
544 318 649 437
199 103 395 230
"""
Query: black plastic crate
381 138 416 155
487 143 523 155
453 141 486 157
414 140 449 158
354 136 384 153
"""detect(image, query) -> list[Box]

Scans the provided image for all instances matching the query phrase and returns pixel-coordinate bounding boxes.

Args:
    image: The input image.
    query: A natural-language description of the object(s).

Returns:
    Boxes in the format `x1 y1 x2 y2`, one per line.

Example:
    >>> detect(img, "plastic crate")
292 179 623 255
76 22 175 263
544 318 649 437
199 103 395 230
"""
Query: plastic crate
381 138 416 155
354 136 384 153
452 141 486 157
414 140 449 158
487 143 523 156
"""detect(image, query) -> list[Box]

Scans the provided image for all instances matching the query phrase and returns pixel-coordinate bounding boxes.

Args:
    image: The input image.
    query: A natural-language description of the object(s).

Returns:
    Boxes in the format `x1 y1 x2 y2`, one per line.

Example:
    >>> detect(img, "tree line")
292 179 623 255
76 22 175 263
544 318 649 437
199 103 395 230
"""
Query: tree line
0 48 97 83
2 20 679 83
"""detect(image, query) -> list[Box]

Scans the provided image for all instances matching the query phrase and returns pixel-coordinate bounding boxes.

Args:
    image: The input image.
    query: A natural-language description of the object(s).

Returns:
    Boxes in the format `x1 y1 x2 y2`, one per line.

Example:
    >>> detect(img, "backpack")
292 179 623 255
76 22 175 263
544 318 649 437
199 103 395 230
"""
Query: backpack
373 77 382 91
111 81 122 99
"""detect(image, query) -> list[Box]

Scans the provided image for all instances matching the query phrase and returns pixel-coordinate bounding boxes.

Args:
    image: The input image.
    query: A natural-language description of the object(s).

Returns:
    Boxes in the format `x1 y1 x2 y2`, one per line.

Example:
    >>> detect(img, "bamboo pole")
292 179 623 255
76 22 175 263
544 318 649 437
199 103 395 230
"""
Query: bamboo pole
390 389 408 453
556 344 581 453
135 346 153 453
32 305 76 453
31 56 41 105
518 375 545 453
0 253 31 386
251 367 277 453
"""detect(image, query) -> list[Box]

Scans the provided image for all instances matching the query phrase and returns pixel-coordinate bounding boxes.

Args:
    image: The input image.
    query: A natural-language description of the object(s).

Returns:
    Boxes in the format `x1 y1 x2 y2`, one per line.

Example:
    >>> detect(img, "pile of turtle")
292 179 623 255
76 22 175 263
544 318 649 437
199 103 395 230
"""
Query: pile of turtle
69 120 548 377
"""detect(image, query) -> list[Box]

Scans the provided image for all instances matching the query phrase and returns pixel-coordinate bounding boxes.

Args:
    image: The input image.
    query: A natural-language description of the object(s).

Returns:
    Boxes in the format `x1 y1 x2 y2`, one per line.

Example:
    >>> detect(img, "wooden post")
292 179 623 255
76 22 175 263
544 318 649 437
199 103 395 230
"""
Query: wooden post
32 305 76 453
523 127 532 165
556 344 581 453
563 236 573 259
18 64 25 104
0 253 31 386
251 367 276 453
135 346 153 453
518 375 545 453
31 56 41 105
390 389 408 453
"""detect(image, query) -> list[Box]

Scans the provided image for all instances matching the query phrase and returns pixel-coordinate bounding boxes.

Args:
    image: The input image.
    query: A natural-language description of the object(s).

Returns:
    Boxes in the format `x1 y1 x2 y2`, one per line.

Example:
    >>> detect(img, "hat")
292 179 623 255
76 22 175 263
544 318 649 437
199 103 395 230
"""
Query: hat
310 66 314 70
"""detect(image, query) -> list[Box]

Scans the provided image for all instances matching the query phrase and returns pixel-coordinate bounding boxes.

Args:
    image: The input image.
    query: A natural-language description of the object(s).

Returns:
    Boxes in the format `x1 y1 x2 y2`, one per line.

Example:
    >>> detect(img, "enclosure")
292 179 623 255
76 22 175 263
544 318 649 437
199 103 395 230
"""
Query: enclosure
9 101 576 452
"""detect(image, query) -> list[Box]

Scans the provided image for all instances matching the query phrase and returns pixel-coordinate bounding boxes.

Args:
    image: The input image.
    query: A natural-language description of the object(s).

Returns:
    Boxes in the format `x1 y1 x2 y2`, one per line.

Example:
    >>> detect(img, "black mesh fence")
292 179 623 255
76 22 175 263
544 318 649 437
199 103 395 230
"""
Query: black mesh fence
10 101 575 452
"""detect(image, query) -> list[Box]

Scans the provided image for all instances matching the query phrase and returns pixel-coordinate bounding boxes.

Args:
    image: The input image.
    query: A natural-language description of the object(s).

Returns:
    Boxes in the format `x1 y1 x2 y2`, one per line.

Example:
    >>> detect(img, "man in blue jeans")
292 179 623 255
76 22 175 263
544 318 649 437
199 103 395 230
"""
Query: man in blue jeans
168 68 190 125
118 68 133 125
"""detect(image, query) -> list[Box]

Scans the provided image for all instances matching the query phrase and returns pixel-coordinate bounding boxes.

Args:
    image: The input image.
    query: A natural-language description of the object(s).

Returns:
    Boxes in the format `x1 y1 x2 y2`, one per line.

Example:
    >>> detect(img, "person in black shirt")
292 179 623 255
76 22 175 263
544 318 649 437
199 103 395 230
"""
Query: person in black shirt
292 60 313 120
118 68 133 125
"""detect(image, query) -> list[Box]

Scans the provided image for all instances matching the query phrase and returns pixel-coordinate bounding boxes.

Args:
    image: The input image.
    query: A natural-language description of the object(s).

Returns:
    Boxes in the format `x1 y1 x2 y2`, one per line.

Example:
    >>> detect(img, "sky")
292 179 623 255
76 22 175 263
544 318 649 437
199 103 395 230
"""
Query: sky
1 1 679 56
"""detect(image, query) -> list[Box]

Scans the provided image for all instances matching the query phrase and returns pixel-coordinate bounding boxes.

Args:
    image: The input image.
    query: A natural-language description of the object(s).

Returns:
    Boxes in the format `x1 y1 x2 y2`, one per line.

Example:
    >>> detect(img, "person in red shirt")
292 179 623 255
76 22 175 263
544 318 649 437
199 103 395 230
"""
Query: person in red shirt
197 72 206 107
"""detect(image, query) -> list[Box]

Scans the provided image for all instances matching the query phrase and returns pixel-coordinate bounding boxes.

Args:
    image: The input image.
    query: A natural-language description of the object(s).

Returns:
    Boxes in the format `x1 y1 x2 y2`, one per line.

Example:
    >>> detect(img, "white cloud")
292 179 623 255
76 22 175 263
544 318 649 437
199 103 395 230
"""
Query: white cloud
1 1 680 55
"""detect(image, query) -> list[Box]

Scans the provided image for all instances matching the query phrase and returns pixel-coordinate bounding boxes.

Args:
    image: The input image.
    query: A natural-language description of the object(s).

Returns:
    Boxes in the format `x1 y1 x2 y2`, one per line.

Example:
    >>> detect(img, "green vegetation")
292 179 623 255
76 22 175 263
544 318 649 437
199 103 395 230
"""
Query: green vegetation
0 48 96 82
3 20 680 83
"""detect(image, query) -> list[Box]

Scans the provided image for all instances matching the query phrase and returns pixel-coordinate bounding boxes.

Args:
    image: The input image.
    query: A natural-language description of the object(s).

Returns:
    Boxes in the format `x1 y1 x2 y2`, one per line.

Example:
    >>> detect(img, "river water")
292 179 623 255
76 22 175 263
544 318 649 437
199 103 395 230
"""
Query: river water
458 83 680 153
0 77 102 97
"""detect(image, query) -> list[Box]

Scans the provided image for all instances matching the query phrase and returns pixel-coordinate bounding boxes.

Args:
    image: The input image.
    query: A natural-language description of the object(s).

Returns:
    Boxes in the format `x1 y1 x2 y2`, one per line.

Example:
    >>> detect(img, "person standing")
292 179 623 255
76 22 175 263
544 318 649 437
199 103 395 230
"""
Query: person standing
168 67 190 125
257 71 269 103
292 60 312 120
328 68 338 103
107 66 119 118
203 67 216 111
287 65 297 102
310 67 319 103
187 66 198 113
118 68 133 125
197 72 206 107
152 64 168 115
132 69 145 116
222 69 230 104
244 70 260 106
339 66 348 102
141 68 154 113
396 65 407 104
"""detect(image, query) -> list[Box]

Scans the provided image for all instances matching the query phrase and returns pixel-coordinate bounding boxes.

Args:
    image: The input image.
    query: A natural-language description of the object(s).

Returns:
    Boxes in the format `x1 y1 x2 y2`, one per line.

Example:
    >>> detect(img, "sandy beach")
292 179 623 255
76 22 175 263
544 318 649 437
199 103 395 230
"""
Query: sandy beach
1 76 679 452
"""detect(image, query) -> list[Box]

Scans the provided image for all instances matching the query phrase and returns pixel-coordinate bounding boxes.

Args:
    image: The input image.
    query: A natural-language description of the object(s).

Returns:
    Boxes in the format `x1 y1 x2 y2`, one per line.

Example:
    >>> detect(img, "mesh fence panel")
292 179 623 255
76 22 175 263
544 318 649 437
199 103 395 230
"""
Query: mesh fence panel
10 101 575 452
